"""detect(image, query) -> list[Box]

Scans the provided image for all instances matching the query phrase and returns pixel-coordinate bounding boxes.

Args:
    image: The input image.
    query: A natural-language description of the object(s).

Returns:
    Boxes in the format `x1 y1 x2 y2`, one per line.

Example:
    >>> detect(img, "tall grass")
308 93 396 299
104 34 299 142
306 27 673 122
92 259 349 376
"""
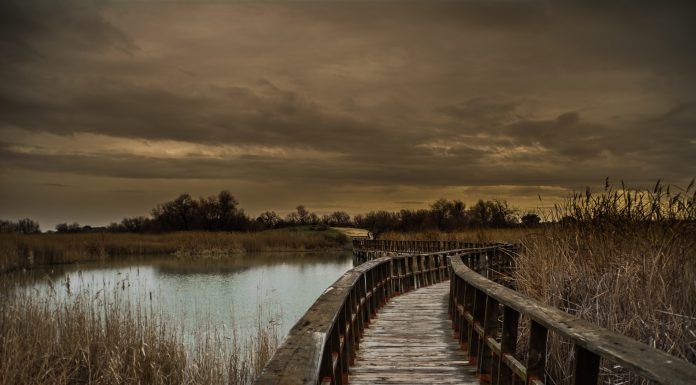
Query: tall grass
0 229 348 273
380 181 695 383
516 181 696 384
0 279 279 385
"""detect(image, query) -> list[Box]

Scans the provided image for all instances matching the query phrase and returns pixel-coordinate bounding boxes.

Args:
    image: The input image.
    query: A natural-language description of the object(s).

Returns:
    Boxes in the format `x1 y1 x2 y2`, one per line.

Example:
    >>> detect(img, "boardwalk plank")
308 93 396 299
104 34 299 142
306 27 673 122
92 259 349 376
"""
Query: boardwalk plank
349 282 478 384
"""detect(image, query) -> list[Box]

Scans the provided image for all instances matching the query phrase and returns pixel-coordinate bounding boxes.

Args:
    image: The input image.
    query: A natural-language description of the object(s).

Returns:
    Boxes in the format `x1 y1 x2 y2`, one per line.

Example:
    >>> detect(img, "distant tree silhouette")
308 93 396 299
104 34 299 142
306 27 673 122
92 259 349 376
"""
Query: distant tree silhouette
151 193 197 231
354 211 399 239
323 211 352 227
0 218 40 233
121 216 152 233
56 222 81 233
521 213 541 227
257 211 281 229
295 205 310 225
49 193 527 235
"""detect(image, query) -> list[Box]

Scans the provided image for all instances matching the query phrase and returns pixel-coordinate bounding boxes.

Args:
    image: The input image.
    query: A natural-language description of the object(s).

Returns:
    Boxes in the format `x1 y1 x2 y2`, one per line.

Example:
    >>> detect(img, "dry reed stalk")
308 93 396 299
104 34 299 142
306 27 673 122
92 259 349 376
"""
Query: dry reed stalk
0 230 347 273
0 279 280 385
514 182 696 384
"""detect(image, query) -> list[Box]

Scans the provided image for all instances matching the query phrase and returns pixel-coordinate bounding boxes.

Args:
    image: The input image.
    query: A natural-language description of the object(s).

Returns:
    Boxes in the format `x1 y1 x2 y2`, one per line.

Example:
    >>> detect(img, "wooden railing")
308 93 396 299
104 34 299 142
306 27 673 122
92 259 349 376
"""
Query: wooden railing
351 239 515 265
257 242 696 385
254 248 479 385
449 250 696 385
352 239 504 253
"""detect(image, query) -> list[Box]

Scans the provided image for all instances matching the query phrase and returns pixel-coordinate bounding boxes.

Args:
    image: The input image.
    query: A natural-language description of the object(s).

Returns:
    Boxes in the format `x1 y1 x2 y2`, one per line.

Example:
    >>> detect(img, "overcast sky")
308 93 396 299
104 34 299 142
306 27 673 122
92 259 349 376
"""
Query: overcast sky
1 0 695 230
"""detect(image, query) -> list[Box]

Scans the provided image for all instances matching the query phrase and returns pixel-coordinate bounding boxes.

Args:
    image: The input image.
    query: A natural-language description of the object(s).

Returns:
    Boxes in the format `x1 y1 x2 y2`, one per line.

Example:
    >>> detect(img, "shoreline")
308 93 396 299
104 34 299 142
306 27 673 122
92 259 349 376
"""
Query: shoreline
0 230 352 274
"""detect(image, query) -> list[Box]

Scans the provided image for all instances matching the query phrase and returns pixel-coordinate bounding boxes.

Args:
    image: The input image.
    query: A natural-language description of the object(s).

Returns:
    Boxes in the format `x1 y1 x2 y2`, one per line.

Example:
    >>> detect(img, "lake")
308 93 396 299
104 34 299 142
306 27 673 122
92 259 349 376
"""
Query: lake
9 251 356 346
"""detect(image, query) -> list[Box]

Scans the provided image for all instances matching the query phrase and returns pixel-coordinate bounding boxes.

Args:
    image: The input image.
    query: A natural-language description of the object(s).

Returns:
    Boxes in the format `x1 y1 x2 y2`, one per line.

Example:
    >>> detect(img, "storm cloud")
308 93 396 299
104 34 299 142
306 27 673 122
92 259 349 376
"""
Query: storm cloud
1 0 695 228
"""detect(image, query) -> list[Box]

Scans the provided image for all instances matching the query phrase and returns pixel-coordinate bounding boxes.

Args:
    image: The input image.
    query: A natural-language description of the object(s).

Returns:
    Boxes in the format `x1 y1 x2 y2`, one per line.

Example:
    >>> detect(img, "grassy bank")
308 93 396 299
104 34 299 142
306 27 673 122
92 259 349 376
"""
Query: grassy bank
0 280 279 385
0 226 349 273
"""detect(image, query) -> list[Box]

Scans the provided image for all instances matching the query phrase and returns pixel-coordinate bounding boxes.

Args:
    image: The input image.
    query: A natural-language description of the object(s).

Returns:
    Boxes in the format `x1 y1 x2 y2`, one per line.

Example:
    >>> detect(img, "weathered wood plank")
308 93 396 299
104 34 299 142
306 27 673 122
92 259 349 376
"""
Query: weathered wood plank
349 282 478 384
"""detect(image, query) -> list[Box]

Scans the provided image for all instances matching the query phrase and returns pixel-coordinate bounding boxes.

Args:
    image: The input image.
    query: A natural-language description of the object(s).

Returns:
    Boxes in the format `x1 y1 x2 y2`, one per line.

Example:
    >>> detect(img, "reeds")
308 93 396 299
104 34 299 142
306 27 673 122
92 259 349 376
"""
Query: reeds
515 181 696 384
0 279 280 385
0 230 348 273
381 181 695 383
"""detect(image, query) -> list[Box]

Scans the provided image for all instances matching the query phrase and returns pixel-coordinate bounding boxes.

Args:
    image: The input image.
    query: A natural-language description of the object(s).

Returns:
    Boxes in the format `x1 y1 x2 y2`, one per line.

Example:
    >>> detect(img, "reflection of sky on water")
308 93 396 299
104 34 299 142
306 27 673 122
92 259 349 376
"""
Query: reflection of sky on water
17 252 355 346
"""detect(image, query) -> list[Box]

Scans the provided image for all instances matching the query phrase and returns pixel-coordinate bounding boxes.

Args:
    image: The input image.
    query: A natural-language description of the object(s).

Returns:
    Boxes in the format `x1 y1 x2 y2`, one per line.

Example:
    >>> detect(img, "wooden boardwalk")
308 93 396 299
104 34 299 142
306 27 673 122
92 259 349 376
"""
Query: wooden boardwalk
256 244 696 385
349 282 478 384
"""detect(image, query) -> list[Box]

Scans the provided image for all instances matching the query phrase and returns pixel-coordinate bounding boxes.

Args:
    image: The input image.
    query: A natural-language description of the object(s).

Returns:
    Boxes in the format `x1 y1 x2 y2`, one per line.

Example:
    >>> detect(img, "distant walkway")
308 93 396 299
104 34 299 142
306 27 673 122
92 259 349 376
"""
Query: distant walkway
332 227 371 239
349 282 478 384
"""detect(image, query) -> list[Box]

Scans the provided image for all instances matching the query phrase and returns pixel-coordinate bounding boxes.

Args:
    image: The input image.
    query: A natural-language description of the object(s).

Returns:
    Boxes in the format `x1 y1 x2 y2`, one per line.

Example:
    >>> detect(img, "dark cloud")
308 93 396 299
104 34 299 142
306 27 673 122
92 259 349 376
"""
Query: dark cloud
1 0 695 227
437 98 521 124
112 190 145 194
501 112 610 158
0 0 136 64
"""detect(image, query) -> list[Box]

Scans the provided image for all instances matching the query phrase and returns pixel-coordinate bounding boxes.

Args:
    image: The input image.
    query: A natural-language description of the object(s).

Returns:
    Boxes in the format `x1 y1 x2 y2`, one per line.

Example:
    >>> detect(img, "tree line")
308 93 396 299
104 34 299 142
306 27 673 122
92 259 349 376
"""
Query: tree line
353 199 540 238
104 194 534 235
97 192 355 233
0 218 40 234
2 191 540 235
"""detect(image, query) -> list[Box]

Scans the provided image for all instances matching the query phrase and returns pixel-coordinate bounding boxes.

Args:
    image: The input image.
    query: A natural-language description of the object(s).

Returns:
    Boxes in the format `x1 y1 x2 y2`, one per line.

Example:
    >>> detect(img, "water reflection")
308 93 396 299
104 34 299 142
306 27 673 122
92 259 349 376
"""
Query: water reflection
10 251 355 341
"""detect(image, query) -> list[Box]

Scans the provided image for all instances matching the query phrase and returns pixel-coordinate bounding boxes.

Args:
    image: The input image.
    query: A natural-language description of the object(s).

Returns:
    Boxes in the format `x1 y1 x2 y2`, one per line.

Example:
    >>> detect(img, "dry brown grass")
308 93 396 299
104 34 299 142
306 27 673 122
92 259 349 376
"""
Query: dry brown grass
515 182 696 384
384 181 696 383
0 280 279 385
515 222 696 384
0 230 347 273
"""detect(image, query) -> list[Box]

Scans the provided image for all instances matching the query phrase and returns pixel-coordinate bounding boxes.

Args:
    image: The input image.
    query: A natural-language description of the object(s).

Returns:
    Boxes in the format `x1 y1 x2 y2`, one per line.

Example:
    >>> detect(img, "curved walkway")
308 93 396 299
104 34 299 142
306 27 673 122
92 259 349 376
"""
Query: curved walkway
349 282 478 384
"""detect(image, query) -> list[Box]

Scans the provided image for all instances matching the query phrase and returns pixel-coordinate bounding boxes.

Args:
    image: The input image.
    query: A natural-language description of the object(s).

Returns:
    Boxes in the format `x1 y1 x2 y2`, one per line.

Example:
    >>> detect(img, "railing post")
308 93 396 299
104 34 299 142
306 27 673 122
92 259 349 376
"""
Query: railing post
459 281 472 349
368 269 377 318
449 271 457 320
405 256 413 292
467 288 484 366
347 289 358 364
424 255 432 286
572 345 600 385
337 304 348 384
387 259 395 298
396 258 404 294
479 296 500 383
360 274 369 327
527 321 548 385
497 306 519 385
415 255 421 289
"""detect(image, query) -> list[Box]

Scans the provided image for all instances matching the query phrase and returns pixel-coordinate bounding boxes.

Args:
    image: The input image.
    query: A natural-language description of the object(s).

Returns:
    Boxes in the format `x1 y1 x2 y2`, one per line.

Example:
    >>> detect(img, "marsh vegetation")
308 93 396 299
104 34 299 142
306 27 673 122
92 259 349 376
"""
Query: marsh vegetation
384 181 696 384
0 227 349 274
2 180 694 384
515 183 696 384
0 251 355 385
0 279 279 385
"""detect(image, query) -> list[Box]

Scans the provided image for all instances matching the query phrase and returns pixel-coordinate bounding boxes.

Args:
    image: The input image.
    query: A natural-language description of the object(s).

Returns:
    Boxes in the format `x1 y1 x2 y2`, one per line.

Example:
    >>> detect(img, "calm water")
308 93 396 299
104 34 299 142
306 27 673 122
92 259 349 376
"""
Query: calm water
12 251 355 342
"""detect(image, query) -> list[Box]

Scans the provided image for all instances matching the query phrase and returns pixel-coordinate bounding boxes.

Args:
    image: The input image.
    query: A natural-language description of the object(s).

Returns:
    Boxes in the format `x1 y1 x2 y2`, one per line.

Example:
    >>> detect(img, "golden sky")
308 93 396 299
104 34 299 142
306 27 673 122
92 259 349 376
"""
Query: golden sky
1 1 695 229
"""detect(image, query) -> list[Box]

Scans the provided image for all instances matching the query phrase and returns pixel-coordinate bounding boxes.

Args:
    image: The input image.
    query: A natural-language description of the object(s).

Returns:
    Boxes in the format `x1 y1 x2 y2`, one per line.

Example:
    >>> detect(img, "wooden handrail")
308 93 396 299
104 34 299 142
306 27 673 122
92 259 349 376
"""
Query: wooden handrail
352 239 509 253
351 240 517 267
255 247 493 385
257 241 696 385
449 250 696 385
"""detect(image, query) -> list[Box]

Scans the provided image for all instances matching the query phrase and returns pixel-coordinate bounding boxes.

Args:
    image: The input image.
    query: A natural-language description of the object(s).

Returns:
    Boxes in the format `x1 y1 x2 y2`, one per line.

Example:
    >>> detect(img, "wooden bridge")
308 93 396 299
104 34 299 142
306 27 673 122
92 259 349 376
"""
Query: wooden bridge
255 240 696 385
